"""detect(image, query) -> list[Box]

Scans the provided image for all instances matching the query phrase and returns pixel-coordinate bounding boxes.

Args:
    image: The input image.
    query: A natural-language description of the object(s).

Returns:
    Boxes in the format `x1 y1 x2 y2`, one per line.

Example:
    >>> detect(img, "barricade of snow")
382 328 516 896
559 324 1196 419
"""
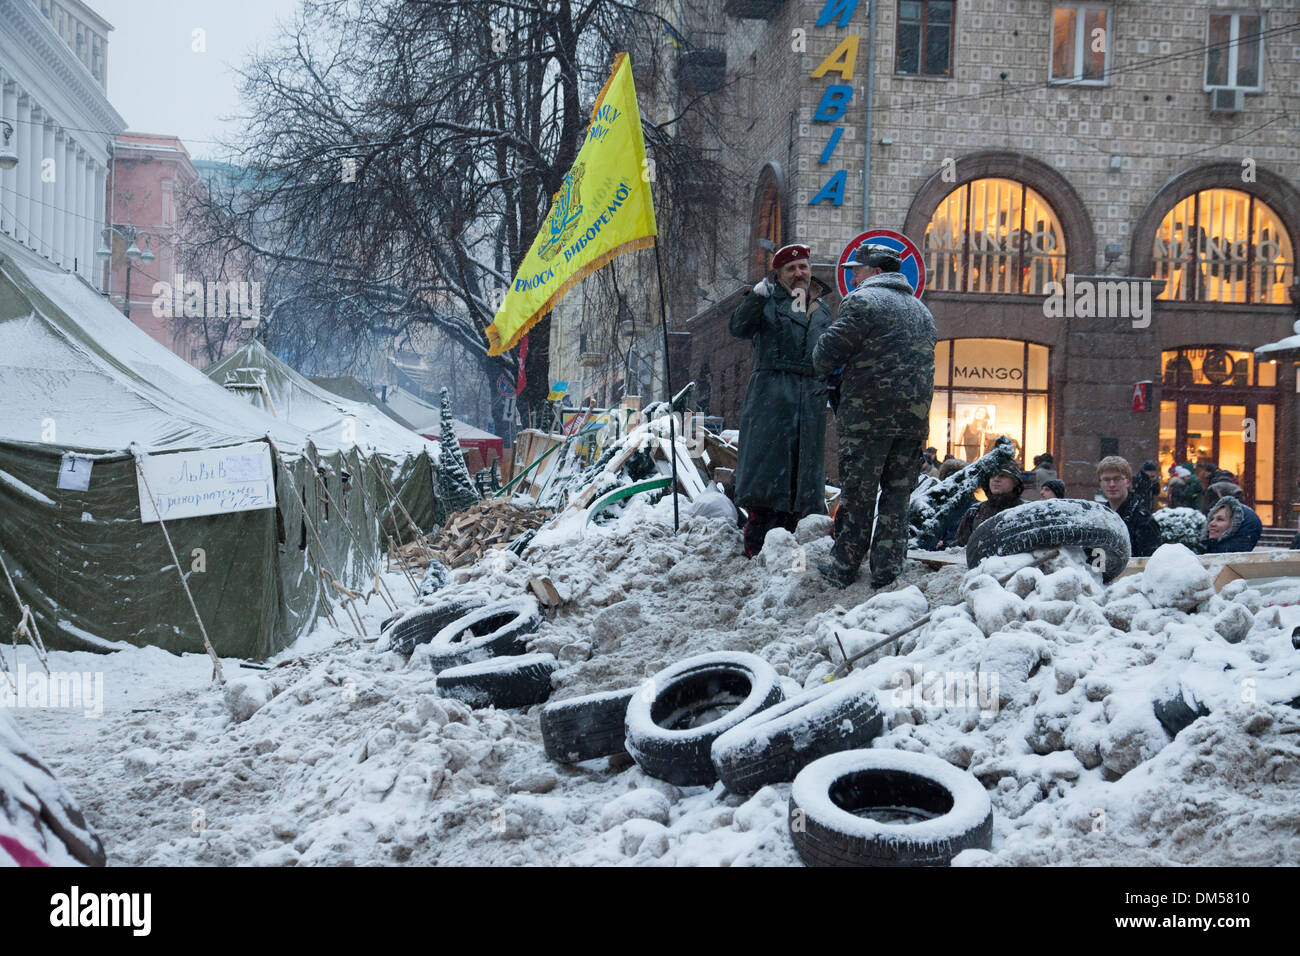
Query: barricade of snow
5 496 1297 866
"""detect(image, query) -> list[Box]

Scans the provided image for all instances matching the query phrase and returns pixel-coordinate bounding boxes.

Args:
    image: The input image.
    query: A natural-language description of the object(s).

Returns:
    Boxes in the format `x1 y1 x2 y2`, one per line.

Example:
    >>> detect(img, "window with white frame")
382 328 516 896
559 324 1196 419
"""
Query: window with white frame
1206 12 1263 90
1051 5 1110 83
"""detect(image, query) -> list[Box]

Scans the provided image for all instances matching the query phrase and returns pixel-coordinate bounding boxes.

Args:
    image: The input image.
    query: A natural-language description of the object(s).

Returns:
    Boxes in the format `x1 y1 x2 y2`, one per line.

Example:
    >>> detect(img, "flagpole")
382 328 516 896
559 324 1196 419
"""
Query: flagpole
652 239 680 533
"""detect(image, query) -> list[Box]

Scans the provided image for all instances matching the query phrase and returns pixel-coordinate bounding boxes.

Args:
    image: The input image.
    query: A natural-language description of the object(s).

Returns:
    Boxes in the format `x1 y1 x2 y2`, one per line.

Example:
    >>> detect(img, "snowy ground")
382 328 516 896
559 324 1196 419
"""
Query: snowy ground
10 496 1300 866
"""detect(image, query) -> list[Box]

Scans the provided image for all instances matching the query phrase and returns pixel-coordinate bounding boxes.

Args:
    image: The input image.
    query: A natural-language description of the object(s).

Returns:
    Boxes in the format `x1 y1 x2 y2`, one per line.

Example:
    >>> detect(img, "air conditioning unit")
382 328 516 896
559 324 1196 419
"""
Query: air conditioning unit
1210 88 1244 113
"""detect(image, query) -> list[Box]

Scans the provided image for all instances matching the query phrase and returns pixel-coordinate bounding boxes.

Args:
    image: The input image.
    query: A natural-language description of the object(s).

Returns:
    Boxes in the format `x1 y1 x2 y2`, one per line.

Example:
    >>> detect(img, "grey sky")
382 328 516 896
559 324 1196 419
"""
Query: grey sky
91 0 301 161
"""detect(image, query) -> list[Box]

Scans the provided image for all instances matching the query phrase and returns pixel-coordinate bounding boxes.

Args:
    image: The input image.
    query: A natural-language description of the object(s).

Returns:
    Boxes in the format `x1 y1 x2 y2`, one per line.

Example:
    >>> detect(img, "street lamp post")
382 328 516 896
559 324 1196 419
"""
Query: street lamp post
96 224 155 317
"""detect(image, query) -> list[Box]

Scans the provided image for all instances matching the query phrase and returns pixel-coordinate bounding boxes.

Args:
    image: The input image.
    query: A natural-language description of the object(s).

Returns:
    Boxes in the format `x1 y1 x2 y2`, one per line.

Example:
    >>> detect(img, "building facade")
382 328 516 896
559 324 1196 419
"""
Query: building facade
649 0 1299 524
107 132 201 362
0 0 124 286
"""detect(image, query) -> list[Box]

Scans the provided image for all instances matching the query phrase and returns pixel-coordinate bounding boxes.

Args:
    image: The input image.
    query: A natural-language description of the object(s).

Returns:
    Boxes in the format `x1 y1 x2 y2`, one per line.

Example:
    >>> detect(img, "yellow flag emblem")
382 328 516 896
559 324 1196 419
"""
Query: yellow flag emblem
485 53 658 356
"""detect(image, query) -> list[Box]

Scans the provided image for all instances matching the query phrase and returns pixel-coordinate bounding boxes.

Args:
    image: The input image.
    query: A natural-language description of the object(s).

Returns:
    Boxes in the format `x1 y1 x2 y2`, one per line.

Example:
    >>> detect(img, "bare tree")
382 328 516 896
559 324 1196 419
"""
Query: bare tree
179 0 744 434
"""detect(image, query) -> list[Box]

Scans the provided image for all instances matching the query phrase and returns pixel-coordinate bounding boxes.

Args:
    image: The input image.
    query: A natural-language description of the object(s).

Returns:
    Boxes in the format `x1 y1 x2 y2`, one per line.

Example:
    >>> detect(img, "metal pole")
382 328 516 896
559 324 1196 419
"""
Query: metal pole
862 0 877 231
652 240 680 533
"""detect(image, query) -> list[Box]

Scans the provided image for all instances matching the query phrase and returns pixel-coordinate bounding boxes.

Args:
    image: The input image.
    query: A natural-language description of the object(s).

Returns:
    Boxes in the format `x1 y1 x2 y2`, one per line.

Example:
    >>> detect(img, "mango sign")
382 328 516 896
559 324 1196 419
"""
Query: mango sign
136 441 277 523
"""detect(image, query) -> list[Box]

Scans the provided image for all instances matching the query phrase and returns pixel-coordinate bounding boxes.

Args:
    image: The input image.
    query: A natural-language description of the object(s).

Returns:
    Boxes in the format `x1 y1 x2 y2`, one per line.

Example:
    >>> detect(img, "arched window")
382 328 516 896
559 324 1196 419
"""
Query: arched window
923 178 1066 294
753 180 781 277
1151 189 1294 303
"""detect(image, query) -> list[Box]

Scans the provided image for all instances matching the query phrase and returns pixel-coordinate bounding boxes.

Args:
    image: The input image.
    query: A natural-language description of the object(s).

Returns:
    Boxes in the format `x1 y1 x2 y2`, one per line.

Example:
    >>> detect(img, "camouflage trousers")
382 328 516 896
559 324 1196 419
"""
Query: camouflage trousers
832 435 925 578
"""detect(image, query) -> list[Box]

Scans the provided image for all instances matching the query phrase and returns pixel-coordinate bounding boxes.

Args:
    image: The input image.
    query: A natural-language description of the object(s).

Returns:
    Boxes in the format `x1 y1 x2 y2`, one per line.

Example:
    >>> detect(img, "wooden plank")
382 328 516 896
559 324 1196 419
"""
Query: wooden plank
528 575 562 608
907 548 967 569
568 439 648 511
1111 549 1300 591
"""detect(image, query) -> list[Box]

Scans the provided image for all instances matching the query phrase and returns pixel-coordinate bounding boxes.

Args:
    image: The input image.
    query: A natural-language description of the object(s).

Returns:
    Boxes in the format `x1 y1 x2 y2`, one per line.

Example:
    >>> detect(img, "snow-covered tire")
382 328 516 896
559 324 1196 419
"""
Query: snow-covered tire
625 652 784 787
421 597 541 672
435 653 558 710
540 687 638 763
711 674 884 795
966 498 1131 583
382 597 487 655
789 750 992 867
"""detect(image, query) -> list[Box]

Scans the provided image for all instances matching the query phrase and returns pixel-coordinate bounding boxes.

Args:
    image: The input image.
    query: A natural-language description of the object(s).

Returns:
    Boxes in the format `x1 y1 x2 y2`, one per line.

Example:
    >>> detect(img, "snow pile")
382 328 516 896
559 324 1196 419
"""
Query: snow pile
8 495 1299 866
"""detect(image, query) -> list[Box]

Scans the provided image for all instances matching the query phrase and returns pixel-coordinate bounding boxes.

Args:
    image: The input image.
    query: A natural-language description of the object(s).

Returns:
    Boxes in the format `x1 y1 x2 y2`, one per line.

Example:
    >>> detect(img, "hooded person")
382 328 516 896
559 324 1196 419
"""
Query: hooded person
1203 470 1245 512
1166 464 1201 510
1202 496 1263 554
730 242 835 556
1132 460 1160 511
1030 453 1058 492
954 463 1025 548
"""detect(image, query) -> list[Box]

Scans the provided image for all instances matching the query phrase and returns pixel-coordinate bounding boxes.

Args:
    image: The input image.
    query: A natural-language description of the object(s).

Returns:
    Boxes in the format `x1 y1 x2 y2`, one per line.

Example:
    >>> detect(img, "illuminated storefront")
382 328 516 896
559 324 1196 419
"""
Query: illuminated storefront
927 338 1051 467
1157 346 1279 523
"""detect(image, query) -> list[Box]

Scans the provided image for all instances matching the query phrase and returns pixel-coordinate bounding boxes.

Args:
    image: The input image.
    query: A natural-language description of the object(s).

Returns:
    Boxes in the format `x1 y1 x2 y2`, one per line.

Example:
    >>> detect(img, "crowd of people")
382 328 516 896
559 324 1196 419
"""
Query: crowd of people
726 240 1269 590
922 447 1264 558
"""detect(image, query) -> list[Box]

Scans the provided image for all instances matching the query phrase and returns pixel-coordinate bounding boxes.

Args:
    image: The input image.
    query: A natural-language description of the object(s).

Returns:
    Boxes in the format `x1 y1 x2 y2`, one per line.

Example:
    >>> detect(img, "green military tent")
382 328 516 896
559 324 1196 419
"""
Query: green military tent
0 234 437 660
206 341 441 537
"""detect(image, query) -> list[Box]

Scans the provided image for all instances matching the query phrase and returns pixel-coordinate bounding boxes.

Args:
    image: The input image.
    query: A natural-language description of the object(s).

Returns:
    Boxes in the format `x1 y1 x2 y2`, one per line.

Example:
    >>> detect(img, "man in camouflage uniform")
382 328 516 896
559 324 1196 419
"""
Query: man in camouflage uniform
812 245 937 588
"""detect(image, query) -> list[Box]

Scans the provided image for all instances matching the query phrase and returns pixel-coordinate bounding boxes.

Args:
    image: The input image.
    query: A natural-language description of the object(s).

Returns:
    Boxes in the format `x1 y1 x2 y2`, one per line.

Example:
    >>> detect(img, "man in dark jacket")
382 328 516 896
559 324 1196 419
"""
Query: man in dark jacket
811 244 937 588
1132 460 1161 511
954 464 1025 547
730 243 835 557
1202 497 1262 553
1098 456 1161 557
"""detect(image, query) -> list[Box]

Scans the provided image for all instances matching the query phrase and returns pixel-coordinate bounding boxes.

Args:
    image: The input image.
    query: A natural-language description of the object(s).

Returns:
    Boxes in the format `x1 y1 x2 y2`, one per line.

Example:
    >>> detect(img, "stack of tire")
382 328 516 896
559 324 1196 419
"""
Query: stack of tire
380 595 557 710
540 651 885 792
539 650 995 867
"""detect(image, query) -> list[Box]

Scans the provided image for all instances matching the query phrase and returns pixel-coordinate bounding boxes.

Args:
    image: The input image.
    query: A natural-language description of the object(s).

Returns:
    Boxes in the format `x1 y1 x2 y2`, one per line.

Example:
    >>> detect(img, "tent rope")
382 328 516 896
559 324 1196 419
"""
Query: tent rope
265 439 364 640
311 466 397 611
130 449 226 684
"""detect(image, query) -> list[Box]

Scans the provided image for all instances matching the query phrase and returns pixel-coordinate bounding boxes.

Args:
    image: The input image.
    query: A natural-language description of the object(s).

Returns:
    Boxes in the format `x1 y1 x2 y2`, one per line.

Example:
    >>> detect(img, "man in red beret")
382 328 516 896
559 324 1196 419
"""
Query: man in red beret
729 243 835 556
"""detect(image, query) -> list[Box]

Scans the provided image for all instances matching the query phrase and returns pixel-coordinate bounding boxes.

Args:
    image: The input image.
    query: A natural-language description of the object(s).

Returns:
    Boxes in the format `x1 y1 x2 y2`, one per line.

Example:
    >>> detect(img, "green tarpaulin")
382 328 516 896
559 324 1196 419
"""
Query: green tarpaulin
0 235 439 660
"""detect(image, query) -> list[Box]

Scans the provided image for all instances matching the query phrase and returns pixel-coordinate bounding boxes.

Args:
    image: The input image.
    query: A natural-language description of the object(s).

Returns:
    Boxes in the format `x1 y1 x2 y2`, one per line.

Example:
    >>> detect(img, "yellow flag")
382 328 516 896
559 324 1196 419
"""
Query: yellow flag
485 53 658 356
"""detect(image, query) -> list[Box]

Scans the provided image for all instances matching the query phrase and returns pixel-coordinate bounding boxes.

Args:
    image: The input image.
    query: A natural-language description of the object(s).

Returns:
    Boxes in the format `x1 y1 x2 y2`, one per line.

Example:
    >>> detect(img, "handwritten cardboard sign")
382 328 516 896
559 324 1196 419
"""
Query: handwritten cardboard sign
136 441 277 523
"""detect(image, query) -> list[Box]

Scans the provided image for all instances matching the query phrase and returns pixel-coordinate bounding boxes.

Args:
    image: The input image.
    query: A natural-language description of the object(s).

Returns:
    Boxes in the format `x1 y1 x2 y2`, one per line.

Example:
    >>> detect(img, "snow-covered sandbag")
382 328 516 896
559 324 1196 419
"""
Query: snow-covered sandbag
688 489 738 523
224 676 274 723
1140 544 1214 612
1099 699 1169 777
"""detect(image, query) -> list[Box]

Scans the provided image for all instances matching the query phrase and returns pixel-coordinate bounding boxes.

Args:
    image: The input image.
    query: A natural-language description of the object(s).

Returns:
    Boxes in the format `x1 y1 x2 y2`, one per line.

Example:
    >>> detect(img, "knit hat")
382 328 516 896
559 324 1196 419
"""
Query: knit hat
982 463 1025 497
1040 479 1066 498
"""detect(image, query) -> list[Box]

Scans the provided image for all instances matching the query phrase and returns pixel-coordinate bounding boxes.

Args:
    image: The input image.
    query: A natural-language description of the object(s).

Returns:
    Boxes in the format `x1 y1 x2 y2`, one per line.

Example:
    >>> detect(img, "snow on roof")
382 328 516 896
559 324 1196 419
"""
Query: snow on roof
378 386 499 442
205 341 436 458
0 240 315 455
1255 333 1300 356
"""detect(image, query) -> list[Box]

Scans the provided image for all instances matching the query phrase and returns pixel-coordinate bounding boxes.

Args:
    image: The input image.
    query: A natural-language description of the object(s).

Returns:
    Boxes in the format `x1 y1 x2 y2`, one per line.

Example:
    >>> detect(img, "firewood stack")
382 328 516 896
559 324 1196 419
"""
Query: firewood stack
429 498 553 568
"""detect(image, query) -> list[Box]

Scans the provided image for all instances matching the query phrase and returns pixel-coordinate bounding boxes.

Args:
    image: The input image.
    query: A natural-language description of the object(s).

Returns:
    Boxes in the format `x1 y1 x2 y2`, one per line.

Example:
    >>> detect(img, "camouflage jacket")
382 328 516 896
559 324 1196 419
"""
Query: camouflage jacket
812 271 937 439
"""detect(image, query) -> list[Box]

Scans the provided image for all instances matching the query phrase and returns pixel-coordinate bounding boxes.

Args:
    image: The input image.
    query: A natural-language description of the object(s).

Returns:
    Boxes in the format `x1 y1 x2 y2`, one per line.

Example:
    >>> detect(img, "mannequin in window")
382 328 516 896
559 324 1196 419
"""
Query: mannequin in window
958 407 990 462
